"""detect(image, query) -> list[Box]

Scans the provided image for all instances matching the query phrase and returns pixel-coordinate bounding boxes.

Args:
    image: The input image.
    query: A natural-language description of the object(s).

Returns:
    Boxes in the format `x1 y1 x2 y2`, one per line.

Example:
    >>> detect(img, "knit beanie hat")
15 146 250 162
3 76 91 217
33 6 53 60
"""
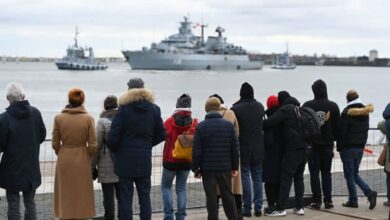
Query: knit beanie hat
127 77 144 89
176 93 192 108
240 82 254 99
205 97 221 112
68 88 85 106
209 94 224 104
266 95 280 109
278 91 291 105
346 90 359 102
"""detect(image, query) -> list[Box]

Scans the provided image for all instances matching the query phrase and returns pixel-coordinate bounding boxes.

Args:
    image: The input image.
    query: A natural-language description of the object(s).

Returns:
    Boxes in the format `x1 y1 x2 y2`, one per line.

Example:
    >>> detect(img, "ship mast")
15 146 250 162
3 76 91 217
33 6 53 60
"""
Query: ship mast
74 26 79 47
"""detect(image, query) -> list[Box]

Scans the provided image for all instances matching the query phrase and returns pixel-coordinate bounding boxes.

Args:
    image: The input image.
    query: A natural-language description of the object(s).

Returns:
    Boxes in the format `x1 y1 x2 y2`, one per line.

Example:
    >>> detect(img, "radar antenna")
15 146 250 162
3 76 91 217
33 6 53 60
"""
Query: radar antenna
215 26 225 37
74 26 79 47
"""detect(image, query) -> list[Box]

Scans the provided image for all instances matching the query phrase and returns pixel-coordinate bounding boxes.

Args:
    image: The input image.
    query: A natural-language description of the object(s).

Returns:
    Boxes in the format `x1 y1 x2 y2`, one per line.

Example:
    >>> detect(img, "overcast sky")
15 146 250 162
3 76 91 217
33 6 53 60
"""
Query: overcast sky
1 0 389 57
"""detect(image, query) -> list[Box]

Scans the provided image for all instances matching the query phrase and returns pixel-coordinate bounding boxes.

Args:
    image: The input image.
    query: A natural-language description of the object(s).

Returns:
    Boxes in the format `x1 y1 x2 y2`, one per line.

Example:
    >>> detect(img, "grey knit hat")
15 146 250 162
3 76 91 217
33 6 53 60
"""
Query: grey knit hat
176 93 192 108
127 77 144 89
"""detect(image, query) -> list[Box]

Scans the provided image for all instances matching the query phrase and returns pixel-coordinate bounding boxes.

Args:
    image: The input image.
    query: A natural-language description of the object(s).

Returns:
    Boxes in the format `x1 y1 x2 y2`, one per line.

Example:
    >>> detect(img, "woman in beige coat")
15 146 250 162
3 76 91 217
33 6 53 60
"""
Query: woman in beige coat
52 88 97 220
210 94 243 219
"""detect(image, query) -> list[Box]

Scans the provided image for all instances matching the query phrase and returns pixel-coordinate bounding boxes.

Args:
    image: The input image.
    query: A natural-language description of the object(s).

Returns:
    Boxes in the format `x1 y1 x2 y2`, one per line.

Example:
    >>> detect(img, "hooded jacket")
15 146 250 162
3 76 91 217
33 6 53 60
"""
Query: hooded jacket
264 96 307 151
108 88 166 177
303 80 341 148
162 110 198 170
231 98 265 164
0 100 46 191
338 101 373 151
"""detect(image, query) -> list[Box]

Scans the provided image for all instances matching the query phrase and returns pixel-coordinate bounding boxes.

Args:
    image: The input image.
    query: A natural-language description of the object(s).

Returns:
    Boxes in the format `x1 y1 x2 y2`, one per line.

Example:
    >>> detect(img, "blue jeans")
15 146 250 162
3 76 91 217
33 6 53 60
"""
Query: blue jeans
341 148 372 203
119 176 151 220
241 162 263 213
161 168 190 220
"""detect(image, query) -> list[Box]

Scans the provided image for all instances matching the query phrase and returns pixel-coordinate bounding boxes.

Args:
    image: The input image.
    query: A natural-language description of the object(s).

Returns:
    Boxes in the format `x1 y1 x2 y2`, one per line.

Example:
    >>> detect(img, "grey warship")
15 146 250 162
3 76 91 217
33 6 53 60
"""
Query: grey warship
122 17 263 70
55 27 108 70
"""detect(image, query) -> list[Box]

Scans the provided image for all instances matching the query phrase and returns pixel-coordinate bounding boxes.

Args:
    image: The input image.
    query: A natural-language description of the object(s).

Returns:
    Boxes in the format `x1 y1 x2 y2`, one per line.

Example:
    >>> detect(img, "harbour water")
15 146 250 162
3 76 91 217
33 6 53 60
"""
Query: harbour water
0 62 387 125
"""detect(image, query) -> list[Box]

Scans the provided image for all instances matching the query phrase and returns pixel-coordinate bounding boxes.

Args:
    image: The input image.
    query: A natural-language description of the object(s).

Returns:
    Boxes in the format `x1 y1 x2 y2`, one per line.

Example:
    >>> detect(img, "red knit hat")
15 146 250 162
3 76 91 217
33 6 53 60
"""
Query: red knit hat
266 95 280 109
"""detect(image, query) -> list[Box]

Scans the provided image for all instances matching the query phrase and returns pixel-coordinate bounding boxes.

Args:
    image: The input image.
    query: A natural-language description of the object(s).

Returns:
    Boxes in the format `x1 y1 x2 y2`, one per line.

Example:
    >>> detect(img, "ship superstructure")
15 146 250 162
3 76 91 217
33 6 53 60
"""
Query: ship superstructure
122 16 263 70
55 27 108 70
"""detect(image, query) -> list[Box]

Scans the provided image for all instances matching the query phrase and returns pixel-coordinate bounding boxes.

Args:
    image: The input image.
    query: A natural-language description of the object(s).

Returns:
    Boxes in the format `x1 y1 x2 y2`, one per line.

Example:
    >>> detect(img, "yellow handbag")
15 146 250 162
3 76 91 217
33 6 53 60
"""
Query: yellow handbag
172 122 195 160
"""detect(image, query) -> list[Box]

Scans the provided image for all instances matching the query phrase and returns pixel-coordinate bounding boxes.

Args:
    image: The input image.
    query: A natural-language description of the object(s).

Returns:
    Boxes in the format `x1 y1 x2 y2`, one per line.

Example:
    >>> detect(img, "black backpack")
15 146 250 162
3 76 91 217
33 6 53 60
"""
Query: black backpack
294 106 321 142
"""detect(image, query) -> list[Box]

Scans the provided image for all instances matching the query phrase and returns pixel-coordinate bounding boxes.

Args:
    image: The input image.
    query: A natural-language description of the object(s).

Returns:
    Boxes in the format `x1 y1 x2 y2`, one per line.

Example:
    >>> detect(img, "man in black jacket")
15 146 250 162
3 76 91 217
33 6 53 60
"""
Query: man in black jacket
231 82 265 217
0 82 46 220
338 90 377 209
303 79 340 209
264 91 307 217
192 97 240 220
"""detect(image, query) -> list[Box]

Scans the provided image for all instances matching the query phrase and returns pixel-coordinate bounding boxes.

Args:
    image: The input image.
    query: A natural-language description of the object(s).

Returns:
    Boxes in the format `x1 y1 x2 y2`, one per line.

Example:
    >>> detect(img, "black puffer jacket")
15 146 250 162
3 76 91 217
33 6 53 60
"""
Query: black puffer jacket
231 98 265 164
303 80 341 148
263 106 284 183
264 97 307 151
0 100 46 191
338 102 373 151
191 112 239 172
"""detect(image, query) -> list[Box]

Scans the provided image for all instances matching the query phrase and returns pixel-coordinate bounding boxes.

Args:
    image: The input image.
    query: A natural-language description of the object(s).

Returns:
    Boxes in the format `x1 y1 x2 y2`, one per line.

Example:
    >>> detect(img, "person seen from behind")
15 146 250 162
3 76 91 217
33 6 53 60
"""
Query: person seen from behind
52 88 97 219
262 95 284 210
263 91 307 217
192 97 240 220
338 90 377 209
303 79 341 209
161 93 198 220
209 93 243 219
377 119 390 207
0 82 46 220
108 78 166 220
92 95 120 220
231 82 265 217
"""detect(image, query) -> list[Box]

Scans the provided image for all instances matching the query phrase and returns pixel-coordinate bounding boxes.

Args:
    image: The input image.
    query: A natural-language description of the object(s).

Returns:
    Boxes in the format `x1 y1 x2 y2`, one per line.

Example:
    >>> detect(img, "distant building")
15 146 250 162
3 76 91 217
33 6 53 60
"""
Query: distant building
369 49 378 62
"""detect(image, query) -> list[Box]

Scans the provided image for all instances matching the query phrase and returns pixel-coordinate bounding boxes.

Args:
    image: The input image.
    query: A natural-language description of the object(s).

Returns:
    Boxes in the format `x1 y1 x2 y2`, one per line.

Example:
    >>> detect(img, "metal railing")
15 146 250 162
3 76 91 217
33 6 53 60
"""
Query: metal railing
0 128 387 219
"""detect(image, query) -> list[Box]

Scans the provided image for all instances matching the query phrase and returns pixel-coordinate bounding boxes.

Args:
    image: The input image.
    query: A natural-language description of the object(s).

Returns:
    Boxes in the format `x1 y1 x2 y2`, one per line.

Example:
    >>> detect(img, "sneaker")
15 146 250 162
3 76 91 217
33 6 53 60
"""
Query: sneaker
368 191 377 210
293 208 304 215
254 210 262 217
265 209 287 217
383 201 390 207
310 202 321 209
342 201 358 208
324 202 334 209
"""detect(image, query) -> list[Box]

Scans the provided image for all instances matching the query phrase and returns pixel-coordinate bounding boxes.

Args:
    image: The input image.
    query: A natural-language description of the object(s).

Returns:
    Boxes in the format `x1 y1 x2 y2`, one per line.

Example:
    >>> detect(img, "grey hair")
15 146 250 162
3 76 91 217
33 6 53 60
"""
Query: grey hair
6 82 25 103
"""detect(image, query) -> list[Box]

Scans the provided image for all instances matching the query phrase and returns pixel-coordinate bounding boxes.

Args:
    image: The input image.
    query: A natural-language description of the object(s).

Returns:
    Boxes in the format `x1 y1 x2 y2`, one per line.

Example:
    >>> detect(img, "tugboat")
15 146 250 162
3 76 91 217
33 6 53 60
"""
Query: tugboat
55 27 108 70
272 44 296 70
122 16 263 70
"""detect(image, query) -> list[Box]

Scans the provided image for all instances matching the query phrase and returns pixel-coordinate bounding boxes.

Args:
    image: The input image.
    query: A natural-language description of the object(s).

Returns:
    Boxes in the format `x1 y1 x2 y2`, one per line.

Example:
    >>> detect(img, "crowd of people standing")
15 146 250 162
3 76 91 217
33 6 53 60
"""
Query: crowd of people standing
0 78 385 220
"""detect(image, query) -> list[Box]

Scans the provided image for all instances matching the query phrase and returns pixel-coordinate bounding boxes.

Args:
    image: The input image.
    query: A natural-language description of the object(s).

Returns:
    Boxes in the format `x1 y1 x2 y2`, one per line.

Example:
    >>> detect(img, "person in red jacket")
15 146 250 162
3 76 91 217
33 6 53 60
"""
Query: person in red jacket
161 94 198 220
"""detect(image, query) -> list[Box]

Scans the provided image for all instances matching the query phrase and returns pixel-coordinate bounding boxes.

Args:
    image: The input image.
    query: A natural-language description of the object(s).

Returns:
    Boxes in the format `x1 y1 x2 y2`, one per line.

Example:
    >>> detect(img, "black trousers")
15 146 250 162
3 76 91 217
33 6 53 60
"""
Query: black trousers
277 150 307 210
265 182 280 208
6 190 36 220
308 147 334 203
202 171 238 220
102 182 121 220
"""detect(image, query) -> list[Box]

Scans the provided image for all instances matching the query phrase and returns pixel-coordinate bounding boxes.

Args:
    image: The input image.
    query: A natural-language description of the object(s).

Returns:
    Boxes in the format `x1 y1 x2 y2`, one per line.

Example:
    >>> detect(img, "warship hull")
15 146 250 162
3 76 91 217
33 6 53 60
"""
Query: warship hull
122 51 263 70
55 61 108 70
271 64 296 70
